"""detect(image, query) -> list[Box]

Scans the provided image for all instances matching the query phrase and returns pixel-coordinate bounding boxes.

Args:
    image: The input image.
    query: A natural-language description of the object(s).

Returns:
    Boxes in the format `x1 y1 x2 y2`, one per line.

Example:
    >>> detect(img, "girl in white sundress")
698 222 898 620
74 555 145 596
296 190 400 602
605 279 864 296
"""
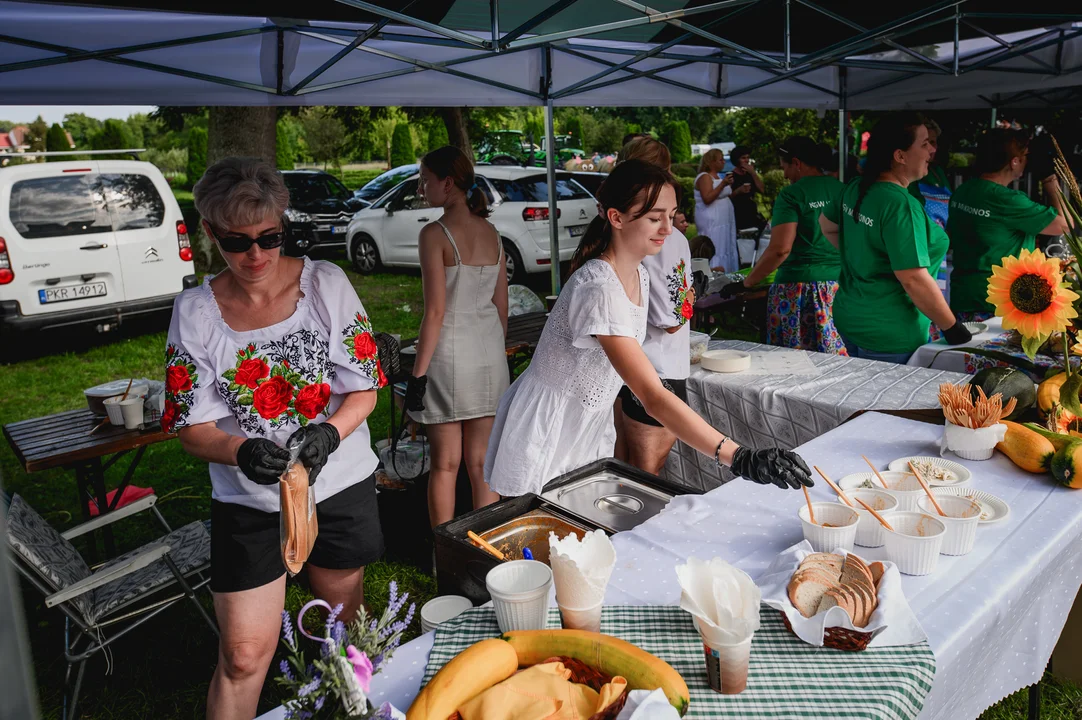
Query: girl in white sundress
695 148 739 272
406 146 509 528
484 159 814 498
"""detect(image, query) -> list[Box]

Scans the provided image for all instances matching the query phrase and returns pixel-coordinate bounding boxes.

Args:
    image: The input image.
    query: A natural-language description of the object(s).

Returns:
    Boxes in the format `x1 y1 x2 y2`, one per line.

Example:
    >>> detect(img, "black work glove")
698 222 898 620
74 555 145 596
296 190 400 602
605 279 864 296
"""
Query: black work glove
941 319 973 346
286 423 341 486
405 375 428 412
731 447 814 490
720 281 751 299
236 438 291 485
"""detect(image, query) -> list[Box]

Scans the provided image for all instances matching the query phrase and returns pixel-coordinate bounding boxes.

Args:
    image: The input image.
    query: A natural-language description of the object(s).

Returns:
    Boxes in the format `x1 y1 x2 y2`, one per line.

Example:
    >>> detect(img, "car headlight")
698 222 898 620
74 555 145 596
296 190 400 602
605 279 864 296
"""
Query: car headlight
284 208 312 223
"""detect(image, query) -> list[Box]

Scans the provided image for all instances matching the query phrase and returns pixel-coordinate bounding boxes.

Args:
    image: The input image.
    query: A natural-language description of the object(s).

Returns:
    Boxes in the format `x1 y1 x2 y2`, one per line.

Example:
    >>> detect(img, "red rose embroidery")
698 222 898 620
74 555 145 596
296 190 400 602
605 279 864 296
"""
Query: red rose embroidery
681 299 694 320
376 361 388 388
234 357 270 390
161 399 179 433
295 383 331 419
166 365 192 394
252 375 294 419
353 332 378 361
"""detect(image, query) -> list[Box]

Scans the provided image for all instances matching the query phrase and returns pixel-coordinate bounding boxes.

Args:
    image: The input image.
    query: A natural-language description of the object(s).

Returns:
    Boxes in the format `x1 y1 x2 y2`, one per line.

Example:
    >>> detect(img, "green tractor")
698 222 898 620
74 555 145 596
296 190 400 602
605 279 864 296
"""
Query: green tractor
474 130 586 168
533 133 585 168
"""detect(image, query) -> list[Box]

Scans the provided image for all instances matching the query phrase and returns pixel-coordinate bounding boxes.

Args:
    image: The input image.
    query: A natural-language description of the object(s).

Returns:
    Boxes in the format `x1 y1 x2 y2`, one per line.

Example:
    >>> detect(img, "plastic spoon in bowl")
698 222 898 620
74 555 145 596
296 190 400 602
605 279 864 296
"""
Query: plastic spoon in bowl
467 530 505 561
908 461 947 517
856 497 895 532
861 455 890 489
814 466 854 508
802 485 817 525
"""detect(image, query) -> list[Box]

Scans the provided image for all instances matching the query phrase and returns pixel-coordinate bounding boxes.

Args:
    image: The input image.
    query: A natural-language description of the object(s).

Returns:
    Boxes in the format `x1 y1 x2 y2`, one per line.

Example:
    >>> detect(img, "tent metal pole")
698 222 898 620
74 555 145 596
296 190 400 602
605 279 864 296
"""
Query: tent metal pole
544 45 561 295
784 0 791 69
838 67 847 183
500 0 583 47
286 18 390 94
953 8 960 75
334 0 489 49
990 108 997 128
491 0 499 48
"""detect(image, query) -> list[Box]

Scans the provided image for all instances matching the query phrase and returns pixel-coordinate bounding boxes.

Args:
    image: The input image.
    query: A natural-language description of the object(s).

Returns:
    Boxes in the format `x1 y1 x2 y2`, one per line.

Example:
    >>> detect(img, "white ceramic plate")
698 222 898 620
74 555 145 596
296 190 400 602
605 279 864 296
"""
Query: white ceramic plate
933 486 1010 524
887 456 972 487
963 322 988 335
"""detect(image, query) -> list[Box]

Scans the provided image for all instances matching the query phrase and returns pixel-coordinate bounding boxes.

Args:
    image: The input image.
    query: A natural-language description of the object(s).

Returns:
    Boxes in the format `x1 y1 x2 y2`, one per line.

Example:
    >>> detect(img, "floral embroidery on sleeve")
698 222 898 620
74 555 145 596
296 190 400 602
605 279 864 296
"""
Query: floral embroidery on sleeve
163 344 200 433
342 313 388 389
668 259 693 325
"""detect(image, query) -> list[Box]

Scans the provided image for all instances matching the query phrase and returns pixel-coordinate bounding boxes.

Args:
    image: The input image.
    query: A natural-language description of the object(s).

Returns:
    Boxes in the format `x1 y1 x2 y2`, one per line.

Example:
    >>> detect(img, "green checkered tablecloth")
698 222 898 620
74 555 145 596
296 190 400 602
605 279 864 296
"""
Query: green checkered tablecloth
422 605 936 719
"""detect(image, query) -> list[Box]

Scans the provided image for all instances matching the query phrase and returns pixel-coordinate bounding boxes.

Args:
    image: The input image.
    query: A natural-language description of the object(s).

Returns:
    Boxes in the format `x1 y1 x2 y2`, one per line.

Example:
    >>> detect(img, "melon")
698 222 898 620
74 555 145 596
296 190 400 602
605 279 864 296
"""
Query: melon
968 367 1035 420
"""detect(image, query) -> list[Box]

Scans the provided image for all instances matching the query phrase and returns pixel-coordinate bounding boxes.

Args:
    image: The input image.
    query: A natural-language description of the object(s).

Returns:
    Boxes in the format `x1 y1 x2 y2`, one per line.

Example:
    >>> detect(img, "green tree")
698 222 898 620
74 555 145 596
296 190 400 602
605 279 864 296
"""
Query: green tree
276 115 302 170
661 119 692 163
187 126 208 186
45 123 70 160
299 107 345 170
27 115 49 153
89 119 136 158
0 120 13 133
390 123 415 168
730 108 836 170
593 117 628 154
427 120 449 153
145 147 188 176
62 113 101 147
564 115 585 148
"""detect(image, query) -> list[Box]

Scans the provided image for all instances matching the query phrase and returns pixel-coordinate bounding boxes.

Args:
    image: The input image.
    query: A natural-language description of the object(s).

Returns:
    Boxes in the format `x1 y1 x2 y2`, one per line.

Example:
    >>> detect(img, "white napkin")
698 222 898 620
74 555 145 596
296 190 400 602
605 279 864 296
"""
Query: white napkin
614 689 681 720
758 540 927 647
548 530 616 607
675 557 760 646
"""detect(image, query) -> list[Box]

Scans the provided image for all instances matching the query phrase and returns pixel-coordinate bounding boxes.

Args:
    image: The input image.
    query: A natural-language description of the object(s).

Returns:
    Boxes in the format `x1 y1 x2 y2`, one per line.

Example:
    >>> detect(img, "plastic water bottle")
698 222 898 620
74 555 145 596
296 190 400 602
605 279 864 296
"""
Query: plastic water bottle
937 257 951 305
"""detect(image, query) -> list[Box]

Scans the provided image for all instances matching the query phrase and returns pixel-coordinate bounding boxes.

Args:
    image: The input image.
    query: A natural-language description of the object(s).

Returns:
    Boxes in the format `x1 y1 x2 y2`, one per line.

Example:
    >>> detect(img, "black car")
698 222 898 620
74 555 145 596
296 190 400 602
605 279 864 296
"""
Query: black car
281 171 368 255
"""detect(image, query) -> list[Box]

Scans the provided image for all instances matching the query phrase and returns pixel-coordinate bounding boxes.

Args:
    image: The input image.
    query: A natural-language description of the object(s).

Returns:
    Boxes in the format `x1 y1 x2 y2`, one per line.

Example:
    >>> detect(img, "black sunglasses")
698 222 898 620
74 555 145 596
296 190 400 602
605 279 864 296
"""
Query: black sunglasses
209 224 287 253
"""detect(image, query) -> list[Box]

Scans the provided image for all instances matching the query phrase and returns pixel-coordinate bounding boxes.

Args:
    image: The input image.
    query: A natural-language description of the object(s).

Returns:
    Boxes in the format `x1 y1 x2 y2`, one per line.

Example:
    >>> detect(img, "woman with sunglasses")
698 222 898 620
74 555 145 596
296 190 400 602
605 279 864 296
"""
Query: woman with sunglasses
163 158 386 720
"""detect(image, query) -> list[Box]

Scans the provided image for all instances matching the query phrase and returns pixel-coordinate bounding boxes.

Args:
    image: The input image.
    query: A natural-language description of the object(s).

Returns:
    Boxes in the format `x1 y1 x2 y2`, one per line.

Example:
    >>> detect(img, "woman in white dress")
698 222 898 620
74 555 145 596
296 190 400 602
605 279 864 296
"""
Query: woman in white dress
695 148 739 272
484 159 813 498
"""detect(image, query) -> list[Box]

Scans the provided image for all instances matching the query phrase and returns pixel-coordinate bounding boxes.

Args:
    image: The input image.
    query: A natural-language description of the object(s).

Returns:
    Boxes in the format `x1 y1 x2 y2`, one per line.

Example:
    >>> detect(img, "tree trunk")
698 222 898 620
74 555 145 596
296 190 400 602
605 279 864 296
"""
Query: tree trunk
439 107 473 162
207 107 277 167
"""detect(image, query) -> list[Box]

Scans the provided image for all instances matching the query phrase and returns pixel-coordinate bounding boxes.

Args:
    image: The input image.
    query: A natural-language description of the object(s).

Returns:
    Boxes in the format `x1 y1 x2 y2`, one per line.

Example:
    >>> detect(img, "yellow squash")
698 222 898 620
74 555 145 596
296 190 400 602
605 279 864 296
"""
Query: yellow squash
503 629 690 716
996 421 1055 473
1038 372 1068 415
1051 440 1082 489
406 638 518 720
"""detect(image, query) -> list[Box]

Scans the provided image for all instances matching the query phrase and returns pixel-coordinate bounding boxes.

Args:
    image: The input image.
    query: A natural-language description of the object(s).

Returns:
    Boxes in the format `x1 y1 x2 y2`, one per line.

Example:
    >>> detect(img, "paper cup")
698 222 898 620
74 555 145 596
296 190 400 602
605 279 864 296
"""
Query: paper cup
877 473 927 512
420 595 473 634
882 512 946 575
118 396 145 429
917 495 981 556
102 396 126 427
701 632 752 695
486 561 553 632
798 502 858 552
558 600 602 633
848 489 899 547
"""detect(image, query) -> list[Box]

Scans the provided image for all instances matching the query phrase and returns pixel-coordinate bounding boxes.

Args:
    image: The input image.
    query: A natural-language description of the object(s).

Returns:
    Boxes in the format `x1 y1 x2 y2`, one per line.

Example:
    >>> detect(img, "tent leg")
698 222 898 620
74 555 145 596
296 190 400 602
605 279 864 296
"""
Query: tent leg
838 67 848 183
545 97 561 295
991 108 998 128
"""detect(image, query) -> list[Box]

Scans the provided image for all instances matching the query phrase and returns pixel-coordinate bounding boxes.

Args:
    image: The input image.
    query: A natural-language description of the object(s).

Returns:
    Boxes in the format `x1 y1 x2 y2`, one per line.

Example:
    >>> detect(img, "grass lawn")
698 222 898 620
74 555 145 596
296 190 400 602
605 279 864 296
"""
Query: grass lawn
2 259 1078 719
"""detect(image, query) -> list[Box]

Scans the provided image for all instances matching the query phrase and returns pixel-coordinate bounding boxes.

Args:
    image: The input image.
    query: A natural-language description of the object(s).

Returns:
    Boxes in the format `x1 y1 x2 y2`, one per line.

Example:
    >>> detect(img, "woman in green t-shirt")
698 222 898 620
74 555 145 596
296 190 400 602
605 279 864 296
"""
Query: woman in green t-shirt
948 129 1069 321
819 113 973 364
740 137 846 353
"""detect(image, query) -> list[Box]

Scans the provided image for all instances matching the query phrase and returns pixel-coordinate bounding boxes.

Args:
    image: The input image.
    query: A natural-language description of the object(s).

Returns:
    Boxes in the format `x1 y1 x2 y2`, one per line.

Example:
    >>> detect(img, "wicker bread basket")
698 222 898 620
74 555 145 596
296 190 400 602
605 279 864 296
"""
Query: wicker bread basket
780 612 872 652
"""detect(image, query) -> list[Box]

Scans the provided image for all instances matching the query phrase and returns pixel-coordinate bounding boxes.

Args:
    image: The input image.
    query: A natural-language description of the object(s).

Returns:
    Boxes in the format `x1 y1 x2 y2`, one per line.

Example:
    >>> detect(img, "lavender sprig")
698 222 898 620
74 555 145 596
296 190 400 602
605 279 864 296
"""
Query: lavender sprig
281 610 297 650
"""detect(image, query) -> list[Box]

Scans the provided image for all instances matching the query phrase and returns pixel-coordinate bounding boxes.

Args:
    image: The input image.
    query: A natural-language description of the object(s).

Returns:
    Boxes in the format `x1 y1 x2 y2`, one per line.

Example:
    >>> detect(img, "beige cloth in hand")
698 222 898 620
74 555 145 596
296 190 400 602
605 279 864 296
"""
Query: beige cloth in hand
458 662 627 720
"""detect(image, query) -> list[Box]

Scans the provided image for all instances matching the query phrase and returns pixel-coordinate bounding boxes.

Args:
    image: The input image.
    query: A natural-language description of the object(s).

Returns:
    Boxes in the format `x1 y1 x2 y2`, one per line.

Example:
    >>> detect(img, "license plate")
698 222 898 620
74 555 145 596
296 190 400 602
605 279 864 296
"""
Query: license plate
331 225 347 234
569 225 588 237
39 282 107 304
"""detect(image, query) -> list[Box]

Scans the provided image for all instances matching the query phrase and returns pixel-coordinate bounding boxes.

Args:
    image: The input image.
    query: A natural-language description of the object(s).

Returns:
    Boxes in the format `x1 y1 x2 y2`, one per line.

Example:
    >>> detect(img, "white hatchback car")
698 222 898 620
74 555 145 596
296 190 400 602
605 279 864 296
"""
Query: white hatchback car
0 160 196 337
345 166 598 283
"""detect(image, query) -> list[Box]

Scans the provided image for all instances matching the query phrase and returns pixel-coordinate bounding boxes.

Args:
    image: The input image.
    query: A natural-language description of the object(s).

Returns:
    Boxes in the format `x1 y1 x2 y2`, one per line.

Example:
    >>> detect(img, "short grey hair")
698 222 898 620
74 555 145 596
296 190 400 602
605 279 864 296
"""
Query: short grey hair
193 157 289 231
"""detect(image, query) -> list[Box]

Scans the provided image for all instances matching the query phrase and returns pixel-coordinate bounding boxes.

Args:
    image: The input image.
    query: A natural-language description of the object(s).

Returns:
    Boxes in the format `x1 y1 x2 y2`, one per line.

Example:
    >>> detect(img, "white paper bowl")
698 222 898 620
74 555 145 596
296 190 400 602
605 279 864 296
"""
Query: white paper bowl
839 471 925 511
420 595 473 634
882 512 946 575
798 502 858 553
486 560 553 632
917 495 981 556
848 489 899 548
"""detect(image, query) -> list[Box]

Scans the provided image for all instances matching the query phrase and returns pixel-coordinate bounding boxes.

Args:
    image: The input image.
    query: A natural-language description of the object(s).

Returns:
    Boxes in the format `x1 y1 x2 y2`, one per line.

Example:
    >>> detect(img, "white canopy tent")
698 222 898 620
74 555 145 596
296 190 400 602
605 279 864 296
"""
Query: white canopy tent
2 0 1081 289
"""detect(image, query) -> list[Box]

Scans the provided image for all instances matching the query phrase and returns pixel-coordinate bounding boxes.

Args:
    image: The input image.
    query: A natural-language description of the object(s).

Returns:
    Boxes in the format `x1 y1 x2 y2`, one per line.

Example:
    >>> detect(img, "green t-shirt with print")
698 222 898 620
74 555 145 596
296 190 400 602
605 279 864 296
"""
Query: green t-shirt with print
824 180 950 354
770 174 844 283
947 178 1059 314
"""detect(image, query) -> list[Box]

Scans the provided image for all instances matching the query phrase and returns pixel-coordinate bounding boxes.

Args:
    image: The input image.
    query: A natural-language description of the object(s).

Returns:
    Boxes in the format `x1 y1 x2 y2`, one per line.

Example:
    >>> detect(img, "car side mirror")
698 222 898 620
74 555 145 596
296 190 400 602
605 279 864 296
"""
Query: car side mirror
385 205 395 216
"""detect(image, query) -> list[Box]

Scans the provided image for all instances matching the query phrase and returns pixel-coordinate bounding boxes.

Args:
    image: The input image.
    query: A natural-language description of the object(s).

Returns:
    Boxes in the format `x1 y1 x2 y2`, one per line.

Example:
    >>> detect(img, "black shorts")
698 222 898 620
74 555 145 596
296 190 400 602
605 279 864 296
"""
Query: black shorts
210 476 384 593
618 379 688 428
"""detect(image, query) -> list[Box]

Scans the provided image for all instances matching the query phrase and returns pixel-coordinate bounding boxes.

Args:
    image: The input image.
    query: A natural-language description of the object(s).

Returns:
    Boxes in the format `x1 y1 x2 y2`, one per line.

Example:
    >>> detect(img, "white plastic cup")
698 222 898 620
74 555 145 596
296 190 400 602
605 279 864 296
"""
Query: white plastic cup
917 495 981 556
798 502 858 552
420 595 473 634
878 473 927 512
102 396 125 427
558 600 603 633
701 633 752 695
118 396 145 430
882 512 946 575
848 489 899 548
486 560 553 632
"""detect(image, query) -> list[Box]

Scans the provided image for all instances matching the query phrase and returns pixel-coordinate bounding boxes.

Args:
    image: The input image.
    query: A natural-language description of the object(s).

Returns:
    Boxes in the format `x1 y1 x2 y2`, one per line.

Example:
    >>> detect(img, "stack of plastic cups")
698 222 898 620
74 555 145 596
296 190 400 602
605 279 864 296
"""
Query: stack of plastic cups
485 561 553 632
549 530 616 633
695 617 753 695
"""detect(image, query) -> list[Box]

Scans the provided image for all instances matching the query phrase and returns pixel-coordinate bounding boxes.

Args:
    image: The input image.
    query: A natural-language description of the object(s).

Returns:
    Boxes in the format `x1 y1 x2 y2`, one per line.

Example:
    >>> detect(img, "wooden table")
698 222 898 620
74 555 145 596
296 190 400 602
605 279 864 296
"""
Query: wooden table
3 409 173 556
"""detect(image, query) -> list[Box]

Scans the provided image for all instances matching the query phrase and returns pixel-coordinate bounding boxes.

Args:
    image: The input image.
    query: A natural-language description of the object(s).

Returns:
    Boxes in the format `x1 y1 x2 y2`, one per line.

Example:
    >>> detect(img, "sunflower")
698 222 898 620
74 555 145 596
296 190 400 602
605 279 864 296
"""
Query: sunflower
987 248 1079 355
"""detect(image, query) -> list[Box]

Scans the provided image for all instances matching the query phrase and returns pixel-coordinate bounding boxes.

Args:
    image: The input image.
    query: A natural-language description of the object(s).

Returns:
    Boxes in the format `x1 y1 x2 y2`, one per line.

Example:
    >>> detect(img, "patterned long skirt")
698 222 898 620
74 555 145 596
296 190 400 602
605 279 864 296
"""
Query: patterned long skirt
766 281 848 355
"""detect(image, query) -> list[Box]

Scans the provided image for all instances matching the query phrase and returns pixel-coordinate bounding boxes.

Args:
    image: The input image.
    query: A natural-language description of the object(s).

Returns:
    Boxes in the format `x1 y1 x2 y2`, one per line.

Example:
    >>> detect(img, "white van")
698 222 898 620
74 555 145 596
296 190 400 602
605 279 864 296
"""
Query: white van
0 160 196 336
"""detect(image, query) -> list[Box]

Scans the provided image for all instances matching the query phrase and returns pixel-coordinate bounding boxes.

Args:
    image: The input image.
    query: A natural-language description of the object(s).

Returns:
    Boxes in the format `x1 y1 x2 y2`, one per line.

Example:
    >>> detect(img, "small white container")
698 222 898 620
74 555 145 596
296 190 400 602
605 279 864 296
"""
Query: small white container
848 489 899 548
118 396 145 430
420 595 473 634
102 395 126 427
798 502 859 553
917 495 981 556
558 600 602 633
486 560 553 633
882 512 946 575
689 331 710 364
839 471 927 512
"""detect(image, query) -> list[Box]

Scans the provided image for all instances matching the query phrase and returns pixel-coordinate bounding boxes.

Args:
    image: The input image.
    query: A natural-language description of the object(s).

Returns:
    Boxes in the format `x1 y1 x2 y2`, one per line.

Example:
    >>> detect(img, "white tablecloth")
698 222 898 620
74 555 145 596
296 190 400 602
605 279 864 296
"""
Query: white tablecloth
907 317 1005 374
262 412 1082 720
664 340 967 491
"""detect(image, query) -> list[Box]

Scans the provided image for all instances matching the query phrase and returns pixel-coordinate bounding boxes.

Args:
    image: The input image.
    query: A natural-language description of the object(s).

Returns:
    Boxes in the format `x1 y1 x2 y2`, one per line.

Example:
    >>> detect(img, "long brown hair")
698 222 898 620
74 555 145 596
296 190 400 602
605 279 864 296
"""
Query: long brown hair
420 145 490 218
569 159 675 274
854 112 926 217
618 137 671 169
